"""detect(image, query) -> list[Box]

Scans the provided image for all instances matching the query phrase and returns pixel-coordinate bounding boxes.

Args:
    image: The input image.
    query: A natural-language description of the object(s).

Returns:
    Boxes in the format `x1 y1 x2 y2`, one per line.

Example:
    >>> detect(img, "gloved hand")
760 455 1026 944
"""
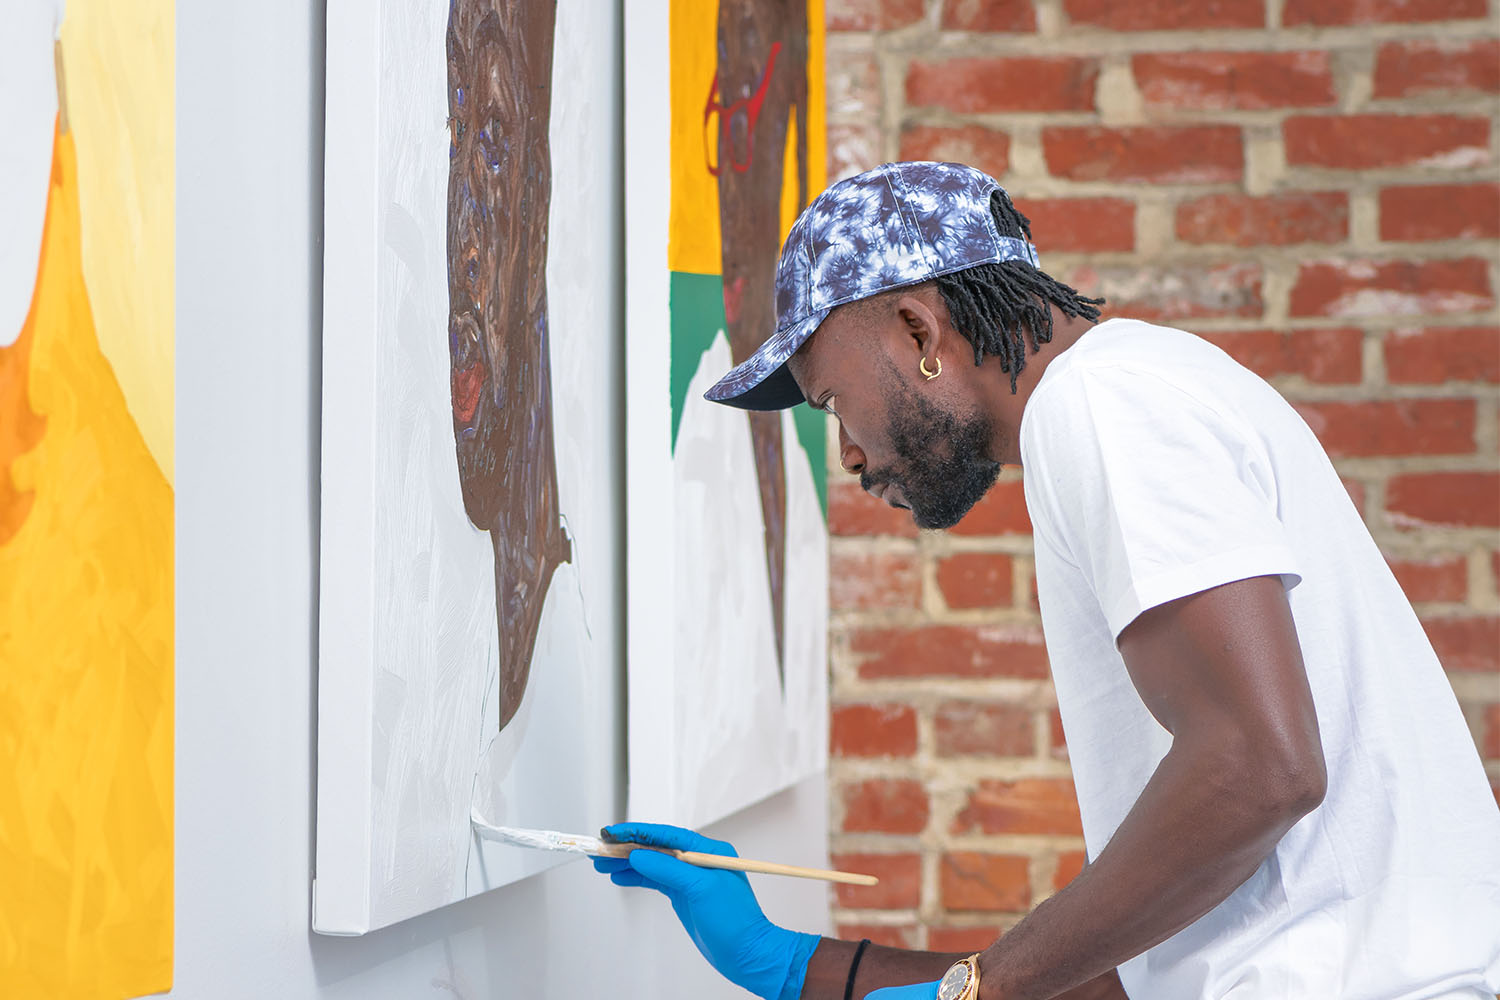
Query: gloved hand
593 822 820 1000
863 982 939 999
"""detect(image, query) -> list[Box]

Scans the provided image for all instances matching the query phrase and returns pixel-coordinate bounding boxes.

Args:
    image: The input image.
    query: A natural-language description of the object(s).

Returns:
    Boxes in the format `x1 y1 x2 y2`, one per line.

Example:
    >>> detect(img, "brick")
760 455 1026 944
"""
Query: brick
1422 616 1500 672
828 0 926 31
1380 183 1500 242
831 480 920 538
1374 39 1500 98
831 550 923 611
1177 192 1348 247
1344 478 1368 517
1049 708 1068 760
831 703 920 757
1388 555 1468 603
1289 258 1493 318
907 56 1099 113
1064 262 1263 322
1015 197 1136 253
1200 328 1363 383
942 0 1037 31
853 624 1051 679
1285 0 1487 26
928 926 1004 952
835 923 921 948
828 53 882 117
898 125 1012 181
1384 326 1500 384
1295 400 1475 458
951 479 1032 536
841 778 931 833
1387 471 1500 528
1284 115 1490 170
1044 125 1243 184
935 701 1034 757
952 778 1084 835
1053 849 1088 890
936 552 1015 610
940 852 1032 912
1065 0 1262 30
1135 51 1335 110
1483 704 1500 759
831 853 923 909
829 122 882 182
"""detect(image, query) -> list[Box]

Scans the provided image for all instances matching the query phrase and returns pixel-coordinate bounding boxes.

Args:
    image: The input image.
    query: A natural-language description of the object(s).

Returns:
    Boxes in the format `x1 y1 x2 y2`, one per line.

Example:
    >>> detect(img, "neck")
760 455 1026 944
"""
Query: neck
983 304 1096 466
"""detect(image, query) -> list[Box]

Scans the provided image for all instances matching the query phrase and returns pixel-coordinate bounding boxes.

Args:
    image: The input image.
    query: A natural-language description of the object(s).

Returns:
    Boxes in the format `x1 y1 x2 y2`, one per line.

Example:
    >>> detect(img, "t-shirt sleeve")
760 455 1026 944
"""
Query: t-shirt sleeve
1023 364 1302 640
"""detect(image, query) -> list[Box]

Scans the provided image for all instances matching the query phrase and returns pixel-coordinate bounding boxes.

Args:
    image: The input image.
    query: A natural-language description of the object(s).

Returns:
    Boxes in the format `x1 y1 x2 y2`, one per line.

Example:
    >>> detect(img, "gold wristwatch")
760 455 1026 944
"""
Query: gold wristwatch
937 953 982 1000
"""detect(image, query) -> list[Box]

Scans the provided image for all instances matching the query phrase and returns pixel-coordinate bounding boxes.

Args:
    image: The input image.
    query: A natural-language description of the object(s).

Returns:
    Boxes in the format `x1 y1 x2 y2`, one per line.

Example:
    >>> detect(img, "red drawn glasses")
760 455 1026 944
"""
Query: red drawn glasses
703 41 782 177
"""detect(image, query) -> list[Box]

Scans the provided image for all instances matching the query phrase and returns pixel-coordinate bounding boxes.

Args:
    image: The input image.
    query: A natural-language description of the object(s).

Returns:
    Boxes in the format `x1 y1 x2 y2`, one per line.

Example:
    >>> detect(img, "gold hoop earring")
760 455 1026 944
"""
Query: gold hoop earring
920 356 942 380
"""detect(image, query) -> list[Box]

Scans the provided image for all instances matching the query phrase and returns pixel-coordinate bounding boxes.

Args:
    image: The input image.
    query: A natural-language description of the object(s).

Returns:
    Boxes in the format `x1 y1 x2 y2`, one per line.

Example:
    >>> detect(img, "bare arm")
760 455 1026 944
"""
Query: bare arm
800 940 1125 1000
801 575 1323 1000
971 575 1326 999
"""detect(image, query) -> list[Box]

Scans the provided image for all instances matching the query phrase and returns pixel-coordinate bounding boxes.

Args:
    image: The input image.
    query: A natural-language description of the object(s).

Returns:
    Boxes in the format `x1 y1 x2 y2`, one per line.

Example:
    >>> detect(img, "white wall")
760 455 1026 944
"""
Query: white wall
174 1 830 997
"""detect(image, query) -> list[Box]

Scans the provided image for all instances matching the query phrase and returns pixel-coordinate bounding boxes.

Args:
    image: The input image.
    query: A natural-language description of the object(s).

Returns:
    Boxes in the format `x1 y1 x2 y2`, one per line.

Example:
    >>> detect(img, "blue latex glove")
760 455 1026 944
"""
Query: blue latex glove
863 982 939 999
594 822 820 1000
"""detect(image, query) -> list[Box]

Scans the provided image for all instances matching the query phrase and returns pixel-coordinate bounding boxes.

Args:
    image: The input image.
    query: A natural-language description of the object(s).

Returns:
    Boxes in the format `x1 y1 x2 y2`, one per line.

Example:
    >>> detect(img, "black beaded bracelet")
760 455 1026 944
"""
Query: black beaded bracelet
843 938 872 1000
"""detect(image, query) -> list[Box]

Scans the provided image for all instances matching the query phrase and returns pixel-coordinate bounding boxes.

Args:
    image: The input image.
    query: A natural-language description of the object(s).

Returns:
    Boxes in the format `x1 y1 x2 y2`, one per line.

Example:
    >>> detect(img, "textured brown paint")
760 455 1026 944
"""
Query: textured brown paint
714 0 809 678
446 0 570 731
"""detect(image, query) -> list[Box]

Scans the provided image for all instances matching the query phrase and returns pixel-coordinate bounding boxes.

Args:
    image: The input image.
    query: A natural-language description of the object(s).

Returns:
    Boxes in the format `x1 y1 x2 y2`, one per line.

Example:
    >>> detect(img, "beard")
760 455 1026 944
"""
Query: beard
861 374 1002 531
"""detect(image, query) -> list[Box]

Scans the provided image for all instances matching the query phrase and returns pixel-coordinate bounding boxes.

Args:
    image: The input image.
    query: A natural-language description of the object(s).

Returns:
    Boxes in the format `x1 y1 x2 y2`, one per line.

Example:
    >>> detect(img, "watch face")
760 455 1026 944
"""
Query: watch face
937 962 973 1000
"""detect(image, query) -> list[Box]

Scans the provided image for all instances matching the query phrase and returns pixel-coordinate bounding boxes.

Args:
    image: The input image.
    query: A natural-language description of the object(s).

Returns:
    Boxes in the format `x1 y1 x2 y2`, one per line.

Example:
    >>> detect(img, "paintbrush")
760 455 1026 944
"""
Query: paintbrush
470 812 878 887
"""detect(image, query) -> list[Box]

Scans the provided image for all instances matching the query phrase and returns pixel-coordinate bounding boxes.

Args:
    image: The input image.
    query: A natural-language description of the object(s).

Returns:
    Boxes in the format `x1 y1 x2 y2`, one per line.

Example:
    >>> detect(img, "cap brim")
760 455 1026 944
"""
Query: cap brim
703 308 828 411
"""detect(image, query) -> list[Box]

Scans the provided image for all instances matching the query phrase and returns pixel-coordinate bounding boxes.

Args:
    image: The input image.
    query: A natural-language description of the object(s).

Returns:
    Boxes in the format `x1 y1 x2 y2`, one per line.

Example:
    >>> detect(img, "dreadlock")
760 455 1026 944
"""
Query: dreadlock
934 190 1105 393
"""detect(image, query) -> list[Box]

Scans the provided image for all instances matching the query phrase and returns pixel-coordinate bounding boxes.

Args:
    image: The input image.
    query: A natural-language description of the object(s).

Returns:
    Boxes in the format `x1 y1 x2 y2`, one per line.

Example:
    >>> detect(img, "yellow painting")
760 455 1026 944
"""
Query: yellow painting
0 0 174 996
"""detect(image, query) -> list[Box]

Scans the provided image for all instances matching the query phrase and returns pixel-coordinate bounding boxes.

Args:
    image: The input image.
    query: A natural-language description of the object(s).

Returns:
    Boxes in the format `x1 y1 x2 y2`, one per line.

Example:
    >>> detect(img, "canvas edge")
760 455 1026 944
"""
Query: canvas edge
311 0 379 937
623 0 678 824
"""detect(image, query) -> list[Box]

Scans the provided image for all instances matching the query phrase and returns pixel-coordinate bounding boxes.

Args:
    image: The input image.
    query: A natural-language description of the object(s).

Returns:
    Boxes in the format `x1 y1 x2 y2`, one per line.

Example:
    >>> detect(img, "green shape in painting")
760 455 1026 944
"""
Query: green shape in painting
669 270 827 519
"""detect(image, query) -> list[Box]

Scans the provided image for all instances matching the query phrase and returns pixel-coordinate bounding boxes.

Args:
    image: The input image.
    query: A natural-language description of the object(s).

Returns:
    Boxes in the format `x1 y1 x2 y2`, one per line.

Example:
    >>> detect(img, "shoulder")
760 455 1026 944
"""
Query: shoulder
1024 322 1235 439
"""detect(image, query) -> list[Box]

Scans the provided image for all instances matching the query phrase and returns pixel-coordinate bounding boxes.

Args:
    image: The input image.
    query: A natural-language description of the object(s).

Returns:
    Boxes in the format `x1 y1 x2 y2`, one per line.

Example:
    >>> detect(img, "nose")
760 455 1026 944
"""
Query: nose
838 423 865 475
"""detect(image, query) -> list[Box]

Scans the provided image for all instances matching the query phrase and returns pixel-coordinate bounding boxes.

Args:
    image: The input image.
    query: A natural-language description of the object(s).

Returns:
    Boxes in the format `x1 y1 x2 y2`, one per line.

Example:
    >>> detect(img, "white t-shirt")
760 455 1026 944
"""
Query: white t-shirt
1020 317 1500 1000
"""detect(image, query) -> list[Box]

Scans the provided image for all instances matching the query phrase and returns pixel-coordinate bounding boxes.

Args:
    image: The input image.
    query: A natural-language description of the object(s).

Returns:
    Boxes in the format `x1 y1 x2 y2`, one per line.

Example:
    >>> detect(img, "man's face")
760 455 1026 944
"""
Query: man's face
445 7 551 526
789 294 1002 531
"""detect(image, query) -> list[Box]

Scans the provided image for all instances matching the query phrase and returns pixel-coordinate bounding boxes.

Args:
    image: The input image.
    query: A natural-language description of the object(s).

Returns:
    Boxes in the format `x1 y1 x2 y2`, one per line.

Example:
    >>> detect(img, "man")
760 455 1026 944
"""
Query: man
595 162 1500 1000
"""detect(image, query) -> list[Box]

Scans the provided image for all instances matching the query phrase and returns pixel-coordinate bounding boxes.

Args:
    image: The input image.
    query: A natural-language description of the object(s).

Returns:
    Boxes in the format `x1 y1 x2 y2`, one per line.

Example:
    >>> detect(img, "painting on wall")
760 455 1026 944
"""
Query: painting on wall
0 0 175 994
315 0 621 934
625 0 830 828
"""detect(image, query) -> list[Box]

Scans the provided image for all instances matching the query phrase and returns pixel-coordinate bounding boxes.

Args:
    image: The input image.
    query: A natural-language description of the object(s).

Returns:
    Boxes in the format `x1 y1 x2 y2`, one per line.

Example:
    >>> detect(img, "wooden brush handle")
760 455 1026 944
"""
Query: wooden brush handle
592 843 879 887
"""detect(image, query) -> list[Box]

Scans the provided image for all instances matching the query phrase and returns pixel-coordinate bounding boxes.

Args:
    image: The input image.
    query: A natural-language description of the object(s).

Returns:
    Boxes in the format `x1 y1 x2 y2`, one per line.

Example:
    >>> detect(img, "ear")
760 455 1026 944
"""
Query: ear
892 292 946 364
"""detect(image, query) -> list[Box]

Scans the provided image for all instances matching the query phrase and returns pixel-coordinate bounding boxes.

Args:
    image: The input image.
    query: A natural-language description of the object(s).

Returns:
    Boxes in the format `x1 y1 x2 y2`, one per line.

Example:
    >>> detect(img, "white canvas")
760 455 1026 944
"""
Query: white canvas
624 0 830 830
315 0 620 935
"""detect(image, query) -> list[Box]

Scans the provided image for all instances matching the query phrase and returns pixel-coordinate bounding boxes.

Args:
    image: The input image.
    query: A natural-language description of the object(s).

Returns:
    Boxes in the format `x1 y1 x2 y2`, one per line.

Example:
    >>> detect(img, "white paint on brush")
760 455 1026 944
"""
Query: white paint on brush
470 812 608 856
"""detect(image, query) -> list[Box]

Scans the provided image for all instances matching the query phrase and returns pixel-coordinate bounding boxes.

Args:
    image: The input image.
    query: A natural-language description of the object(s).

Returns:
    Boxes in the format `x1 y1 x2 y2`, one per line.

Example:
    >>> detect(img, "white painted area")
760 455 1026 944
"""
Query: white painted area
671 336 830 827
0 0 62 347
317 0 622 932
178 0 828 993
624 0 830 830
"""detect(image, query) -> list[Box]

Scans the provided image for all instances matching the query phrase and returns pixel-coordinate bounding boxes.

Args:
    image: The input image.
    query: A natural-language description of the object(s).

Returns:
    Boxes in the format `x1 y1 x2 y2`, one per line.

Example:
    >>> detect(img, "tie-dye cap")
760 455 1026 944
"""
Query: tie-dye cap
705 161 1040 411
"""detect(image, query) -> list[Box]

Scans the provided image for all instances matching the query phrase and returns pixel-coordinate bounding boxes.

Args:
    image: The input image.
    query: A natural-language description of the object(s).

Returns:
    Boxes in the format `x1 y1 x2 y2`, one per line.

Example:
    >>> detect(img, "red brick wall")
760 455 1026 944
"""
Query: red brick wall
823 0 1499 949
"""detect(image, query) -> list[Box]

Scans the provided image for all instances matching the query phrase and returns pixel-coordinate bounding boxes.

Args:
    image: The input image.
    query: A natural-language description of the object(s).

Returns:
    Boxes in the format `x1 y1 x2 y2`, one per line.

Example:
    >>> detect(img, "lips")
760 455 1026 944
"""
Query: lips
452 359 486 425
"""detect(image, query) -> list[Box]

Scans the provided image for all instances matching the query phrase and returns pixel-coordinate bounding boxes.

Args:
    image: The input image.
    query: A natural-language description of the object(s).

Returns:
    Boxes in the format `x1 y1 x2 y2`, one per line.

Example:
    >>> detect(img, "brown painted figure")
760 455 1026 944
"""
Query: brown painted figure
711 0 809 680
446 0 570 730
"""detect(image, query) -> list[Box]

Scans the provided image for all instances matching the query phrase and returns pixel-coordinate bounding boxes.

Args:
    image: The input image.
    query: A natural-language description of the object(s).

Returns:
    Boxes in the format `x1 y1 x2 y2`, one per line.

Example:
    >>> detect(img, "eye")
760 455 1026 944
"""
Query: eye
820 395 838 416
